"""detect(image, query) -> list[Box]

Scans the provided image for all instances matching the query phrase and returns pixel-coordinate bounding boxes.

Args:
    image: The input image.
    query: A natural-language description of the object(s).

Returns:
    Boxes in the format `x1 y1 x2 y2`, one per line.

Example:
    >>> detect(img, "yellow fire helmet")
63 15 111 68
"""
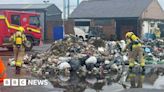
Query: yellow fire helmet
125 32 140 41
125 32 134 38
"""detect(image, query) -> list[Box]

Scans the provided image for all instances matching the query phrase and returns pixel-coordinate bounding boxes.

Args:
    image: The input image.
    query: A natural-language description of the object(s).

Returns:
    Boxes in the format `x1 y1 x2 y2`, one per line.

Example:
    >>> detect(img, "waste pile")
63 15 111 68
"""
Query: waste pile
8 35 164 78
143 39 164 64
16 35 125 78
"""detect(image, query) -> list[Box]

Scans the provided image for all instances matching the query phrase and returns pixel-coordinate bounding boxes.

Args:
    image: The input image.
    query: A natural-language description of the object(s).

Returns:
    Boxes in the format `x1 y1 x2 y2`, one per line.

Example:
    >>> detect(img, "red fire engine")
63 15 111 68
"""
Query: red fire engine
0 10 42 50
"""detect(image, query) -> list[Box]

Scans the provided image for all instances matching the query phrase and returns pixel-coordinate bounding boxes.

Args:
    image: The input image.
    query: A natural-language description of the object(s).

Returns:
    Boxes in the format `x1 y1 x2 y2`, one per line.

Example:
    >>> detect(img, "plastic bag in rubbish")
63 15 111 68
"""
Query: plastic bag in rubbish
85 56 97 64
145 47 151 53
58 62 71 70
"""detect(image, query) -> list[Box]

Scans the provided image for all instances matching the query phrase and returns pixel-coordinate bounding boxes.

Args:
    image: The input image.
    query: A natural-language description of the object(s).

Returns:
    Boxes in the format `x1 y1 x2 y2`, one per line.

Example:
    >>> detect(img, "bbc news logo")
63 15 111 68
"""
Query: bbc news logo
3 79 49 86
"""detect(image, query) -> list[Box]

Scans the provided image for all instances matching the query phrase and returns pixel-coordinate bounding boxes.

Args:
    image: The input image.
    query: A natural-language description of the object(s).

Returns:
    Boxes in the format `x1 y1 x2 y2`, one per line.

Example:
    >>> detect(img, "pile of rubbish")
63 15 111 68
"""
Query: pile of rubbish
19 35 126 78
8 35 164 78
143 39 164 64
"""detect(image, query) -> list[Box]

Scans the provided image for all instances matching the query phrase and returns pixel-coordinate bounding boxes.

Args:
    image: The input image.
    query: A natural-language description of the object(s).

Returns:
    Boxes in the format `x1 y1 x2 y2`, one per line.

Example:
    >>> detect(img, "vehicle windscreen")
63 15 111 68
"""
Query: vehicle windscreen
29 16 40 27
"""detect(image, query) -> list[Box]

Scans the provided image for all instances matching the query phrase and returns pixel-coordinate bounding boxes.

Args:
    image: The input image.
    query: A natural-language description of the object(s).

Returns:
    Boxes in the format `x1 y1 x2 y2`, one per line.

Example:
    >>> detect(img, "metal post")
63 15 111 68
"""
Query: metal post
43 0 49 40
63 0 67 19
63 0 66 37
67 0 70 18
77 0 80 5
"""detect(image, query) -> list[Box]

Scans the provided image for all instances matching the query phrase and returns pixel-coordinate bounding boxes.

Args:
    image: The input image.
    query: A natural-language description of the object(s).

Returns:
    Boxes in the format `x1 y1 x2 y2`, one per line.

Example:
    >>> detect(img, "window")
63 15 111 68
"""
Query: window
11 15 20 25
75 21 90 26
30 16 40 27
95 19 112 26
150 22 155 27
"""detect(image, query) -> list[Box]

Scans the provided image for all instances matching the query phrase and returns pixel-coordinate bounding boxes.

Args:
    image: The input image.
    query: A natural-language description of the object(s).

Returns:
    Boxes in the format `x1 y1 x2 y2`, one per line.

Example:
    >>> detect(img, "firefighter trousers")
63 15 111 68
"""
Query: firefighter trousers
128 46 145 67
13 45 25 67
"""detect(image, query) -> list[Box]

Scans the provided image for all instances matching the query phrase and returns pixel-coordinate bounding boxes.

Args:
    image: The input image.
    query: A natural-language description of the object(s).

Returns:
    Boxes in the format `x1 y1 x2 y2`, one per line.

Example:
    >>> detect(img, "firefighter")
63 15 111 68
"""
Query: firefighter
124 32 145 71
9 28 27 74
154 28 161 39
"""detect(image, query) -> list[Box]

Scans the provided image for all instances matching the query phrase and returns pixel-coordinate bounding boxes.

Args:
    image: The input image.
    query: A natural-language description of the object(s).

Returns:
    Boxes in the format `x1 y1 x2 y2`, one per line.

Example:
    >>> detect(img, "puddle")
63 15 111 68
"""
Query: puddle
49 66 164 92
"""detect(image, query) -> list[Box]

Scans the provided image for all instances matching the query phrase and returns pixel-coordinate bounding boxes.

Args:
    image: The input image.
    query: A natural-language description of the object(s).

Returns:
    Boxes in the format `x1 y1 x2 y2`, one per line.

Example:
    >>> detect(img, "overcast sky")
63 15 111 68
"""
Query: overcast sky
0 0 163 13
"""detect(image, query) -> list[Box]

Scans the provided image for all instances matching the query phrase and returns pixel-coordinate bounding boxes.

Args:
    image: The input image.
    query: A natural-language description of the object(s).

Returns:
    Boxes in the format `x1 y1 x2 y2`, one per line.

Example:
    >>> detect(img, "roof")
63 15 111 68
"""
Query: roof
0 4 62 14
0 4 56 10
70 0 153 19
0 4 62 21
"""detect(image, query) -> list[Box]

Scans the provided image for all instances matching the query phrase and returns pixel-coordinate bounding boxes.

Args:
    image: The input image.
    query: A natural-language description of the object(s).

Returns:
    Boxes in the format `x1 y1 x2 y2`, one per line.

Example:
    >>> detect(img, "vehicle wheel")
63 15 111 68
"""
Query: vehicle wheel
25 37 33 51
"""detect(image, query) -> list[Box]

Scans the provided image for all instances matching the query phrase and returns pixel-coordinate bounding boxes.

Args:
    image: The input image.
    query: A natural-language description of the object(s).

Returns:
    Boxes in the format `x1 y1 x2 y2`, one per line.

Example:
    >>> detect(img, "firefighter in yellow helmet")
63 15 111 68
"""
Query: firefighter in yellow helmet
125 32 145 71
9 27 27 74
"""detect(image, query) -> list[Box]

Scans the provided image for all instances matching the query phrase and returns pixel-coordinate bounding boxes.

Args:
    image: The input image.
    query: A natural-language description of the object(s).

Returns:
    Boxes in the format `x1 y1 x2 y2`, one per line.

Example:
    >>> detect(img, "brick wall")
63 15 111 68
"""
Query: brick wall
64 19 74 35
102 20 116 40
91 19 116 40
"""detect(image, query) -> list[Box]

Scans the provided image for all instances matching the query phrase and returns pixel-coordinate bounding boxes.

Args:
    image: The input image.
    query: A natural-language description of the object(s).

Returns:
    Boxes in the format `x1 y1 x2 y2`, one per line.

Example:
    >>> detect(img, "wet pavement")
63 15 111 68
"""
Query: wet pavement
0 55 65 92
0 45 164 92
47 66 164 92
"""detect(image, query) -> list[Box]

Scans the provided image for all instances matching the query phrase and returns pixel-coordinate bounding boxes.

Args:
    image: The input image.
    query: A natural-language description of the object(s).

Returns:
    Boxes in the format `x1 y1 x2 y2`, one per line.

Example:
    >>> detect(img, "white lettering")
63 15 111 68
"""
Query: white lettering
12 79 18 86
3 79 10 86
4 79 49 86
43 80 49 86
37 80 44 85
28 80 35 85
28 79 49 86
19 79 27 86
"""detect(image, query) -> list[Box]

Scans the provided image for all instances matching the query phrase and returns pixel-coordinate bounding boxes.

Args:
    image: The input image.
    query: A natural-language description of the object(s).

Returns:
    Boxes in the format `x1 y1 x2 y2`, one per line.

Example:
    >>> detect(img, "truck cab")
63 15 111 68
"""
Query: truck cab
74 26 89 41
74 26 104 41
0 10 42 50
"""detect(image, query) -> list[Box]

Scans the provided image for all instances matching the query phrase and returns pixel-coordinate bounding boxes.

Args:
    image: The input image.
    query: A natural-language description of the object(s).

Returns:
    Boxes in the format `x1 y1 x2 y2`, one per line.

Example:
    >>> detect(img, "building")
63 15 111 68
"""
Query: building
0 4 62 41
70 0 164 40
